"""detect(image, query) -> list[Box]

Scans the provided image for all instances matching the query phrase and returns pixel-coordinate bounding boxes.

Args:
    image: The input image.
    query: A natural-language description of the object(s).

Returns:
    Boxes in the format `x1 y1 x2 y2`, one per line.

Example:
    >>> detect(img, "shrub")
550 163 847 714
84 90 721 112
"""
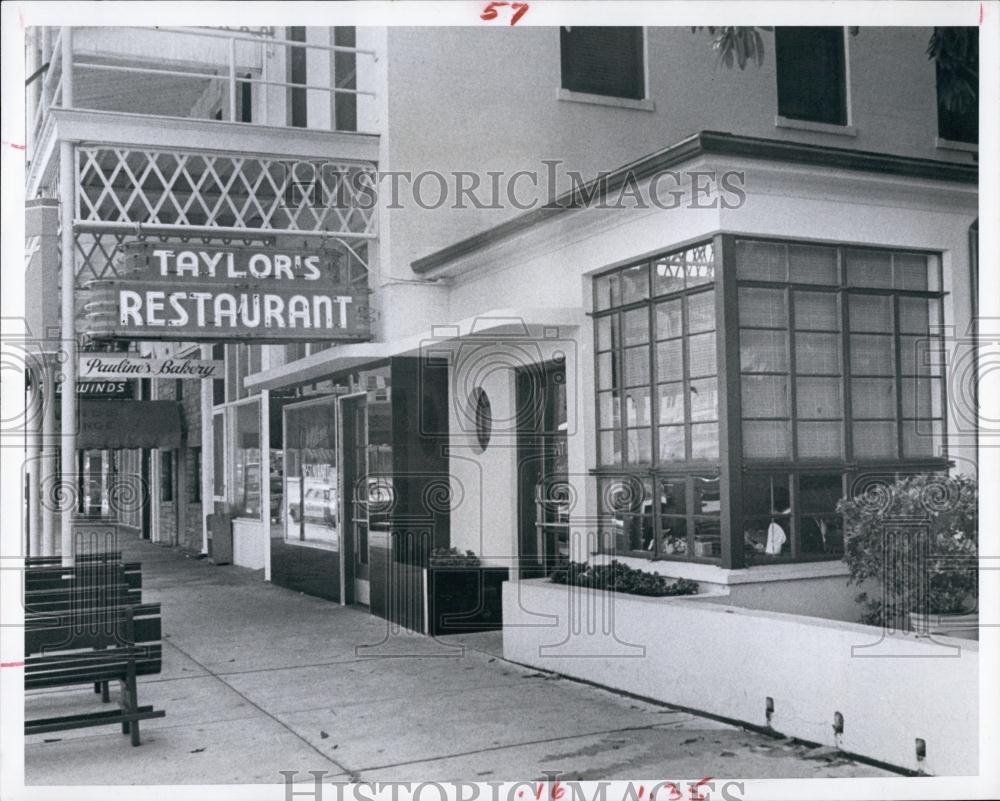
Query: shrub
549 561 700 597
839 473 977 627
429 547 481 567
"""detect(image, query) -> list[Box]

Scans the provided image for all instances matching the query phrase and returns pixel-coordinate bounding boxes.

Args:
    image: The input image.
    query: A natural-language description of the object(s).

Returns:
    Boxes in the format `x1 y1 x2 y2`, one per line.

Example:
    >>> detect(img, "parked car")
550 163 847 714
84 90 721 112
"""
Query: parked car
286 477 337 526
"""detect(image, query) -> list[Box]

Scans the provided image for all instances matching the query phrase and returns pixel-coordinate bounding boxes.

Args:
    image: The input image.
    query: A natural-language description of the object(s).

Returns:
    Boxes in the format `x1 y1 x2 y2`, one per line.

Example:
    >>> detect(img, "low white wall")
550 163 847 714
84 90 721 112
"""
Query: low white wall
232 518 265 570
503 580 977 775
592 555 872 623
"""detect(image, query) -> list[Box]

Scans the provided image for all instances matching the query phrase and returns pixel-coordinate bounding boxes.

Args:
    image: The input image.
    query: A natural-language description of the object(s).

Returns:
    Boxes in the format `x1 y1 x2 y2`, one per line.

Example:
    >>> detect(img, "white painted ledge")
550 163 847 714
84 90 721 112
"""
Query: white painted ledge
591 552 849 585
935 136 978 154
557 88 655 112
774 114 857 137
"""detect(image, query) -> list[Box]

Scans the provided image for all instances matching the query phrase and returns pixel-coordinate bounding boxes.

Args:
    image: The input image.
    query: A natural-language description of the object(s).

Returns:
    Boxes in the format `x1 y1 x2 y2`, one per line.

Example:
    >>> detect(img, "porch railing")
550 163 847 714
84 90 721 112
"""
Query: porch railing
25 26 377 160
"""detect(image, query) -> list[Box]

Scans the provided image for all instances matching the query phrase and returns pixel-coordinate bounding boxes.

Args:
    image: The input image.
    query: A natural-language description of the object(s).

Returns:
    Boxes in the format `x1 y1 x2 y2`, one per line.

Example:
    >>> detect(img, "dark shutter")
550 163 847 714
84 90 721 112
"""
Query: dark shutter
775 27 847 125
560 27 644 100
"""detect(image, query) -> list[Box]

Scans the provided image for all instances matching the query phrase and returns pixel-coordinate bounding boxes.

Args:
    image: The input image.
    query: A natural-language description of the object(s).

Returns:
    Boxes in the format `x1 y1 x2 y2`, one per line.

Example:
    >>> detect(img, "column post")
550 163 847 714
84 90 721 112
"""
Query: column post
715 234 745 570
59 139 77 567
41 357 57 556
200 344 214 554
26 356 43 556
60 27 73 108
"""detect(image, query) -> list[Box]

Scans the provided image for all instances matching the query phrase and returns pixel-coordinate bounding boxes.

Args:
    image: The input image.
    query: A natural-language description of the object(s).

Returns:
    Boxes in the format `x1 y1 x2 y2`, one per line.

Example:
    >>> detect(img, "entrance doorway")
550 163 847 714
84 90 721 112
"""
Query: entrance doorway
516 360 569 578
340 393 370 605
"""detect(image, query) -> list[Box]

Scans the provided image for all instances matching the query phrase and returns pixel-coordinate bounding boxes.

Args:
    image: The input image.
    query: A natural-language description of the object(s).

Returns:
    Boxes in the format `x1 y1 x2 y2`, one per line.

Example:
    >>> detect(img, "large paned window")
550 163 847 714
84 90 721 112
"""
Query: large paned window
594 242 721 560
736 238 945 561
593 237 947 566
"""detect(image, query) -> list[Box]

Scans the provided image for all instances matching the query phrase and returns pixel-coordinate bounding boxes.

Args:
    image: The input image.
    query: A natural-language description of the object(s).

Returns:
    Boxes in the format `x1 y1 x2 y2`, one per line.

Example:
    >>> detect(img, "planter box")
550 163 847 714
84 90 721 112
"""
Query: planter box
503 578 978 775
910 611 979 641
426 566 508 636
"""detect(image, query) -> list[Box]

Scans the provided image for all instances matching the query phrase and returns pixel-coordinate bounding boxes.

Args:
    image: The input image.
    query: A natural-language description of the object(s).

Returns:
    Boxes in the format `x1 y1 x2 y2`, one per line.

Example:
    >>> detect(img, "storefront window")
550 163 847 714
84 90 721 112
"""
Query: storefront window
734 238 944 563
232 400 262 518
594 241 721 562
599 472 721 561
594 241 718 467
284 397 338 548
736 239 945 463
594 236 946 567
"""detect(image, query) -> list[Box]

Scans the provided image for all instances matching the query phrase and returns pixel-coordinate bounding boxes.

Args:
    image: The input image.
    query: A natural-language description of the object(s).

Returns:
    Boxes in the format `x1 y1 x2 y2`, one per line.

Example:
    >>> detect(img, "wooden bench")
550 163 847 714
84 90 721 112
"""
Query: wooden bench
25 562 142 599
25 603 165 746
25 560 143 701
26 551 124 565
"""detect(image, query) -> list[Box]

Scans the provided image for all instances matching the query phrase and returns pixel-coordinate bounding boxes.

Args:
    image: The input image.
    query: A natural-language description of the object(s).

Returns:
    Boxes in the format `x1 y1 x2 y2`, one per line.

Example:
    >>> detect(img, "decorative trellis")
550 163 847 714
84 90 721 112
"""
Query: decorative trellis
75 146 378 238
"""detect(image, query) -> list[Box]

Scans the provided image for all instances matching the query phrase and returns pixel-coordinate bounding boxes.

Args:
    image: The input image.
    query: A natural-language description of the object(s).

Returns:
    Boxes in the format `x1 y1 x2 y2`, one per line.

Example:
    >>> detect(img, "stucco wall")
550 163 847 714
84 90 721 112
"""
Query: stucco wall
382 26 975 277
503 579 978 775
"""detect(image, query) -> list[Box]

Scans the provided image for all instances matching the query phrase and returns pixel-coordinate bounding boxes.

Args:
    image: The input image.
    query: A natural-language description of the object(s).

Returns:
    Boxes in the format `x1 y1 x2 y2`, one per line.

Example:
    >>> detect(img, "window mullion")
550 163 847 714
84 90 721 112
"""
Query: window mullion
787 285 797 462
649 298 659 467
893 294 904 459
682 290 691 461
842 283 854 462
790 472 800 559
615 313 627 463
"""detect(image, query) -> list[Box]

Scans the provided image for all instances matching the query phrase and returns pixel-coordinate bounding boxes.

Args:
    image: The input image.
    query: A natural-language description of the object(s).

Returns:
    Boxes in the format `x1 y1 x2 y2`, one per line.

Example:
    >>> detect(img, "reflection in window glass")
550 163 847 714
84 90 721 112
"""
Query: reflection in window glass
233 401 262 517
284 398 338 548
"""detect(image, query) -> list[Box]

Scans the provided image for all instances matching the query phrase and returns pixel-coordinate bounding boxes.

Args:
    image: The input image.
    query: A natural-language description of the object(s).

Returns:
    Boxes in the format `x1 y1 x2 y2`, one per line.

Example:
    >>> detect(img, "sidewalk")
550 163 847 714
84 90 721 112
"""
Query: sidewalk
25 531 896 784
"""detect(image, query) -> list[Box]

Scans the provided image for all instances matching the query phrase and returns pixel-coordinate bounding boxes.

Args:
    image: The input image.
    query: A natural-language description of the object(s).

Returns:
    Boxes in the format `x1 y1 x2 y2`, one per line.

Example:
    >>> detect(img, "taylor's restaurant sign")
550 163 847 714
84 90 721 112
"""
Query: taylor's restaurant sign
83 243 371 342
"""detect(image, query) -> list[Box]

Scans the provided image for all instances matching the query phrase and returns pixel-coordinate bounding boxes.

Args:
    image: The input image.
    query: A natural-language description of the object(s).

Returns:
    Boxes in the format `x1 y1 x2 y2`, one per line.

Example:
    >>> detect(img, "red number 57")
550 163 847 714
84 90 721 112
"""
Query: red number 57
480 1 530 25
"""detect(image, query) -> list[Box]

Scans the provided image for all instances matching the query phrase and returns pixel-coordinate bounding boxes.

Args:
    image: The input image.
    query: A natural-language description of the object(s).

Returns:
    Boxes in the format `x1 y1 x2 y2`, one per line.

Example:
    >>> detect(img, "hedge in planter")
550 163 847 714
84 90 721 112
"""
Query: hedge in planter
549 561 699 597
839 473 978 629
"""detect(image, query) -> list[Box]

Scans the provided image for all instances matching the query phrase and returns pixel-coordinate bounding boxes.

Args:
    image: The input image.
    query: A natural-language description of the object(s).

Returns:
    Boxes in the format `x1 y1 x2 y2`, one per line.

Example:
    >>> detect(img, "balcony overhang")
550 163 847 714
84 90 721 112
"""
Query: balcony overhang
27 107 380 198
246 306 582 391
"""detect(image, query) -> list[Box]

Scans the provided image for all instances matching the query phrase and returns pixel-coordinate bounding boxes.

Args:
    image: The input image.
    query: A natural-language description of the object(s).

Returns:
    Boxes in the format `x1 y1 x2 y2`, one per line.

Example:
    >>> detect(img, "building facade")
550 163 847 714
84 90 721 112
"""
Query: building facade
24 25 978 626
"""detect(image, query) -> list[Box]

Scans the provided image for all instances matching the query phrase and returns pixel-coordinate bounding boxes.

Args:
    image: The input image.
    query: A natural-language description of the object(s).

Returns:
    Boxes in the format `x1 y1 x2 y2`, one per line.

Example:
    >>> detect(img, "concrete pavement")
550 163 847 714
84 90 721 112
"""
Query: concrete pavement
24 531 897 784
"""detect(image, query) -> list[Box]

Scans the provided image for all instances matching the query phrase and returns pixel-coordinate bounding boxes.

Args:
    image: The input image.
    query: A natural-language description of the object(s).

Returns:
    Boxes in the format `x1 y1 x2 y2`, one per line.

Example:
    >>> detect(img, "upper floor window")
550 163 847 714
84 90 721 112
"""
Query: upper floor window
774 27 847 125
935 27 978 144
560 27 645 100
288 27 308 128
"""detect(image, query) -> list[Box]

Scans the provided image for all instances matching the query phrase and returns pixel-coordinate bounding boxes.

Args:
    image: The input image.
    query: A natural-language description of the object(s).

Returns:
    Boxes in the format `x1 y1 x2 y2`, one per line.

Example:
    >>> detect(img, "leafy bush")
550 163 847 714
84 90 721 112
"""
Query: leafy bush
549 561 699 598
429 547 481 567
839 473 977 627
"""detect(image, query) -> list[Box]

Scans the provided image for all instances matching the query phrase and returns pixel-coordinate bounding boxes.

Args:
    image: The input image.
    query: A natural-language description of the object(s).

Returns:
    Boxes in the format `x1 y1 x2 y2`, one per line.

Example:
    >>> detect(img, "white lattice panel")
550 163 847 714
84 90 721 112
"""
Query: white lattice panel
76 146 377 237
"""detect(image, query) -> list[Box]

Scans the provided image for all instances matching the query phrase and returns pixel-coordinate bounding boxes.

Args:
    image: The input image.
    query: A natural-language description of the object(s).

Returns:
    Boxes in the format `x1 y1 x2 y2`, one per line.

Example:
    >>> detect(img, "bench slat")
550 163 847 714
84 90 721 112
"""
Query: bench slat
26 706 165 735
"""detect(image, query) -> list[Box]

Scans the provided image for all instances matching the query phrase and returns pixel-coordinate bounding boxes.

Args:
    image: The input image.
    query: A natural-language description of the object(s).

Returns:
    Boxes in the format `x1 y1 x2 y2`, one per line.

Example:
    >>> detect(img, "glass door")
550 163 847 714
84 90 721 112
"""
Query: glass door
340 393 370 605
517 360 570 577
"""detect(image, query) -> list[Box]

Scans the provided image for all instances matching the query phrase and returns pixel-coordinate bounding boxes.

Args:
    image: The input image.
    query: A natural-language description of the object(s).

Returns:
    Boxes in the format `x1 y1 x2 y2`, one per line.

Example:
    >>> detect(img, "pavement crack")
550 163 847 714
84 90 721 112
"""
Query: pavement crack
161 637 354 776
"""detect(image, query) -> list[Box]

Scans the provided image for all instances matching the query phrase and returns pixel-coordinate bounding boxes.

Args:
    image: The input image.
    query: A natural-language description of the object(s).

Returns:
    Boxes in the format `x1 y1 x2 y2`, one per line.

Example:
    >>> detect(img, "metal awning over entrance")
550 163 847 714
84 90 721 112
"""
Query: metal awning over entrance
244 306 583 391
77 400 182 449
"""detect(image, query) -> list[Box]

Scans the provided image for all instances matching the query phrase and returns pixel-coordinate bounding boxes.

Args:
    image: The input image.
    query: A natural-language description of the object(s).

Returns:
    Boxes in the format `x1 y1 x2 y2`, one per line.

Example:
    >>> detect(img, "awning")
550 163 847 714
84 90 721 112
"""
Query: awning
77 400 182 449
245 306 583 391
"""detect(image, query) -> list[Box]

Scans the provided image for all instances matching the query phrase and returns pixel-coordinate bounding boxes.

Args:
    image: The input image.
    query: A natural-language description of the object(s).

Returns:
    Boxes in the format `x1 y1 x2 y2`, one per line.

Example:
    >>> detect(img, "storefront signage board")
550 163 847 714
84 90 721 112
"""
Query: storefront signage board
78 355 225 380
83 242 371 343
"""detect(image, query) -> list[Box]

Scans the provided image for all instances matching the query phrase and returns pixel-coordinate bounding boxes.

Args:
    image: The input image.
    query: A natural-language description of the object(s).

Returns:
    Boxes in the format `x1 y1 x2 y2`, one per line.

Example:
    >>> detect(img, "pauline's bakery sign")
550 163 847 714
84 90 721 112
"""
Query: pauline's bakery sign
78 355 225 380
83 243 371 343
